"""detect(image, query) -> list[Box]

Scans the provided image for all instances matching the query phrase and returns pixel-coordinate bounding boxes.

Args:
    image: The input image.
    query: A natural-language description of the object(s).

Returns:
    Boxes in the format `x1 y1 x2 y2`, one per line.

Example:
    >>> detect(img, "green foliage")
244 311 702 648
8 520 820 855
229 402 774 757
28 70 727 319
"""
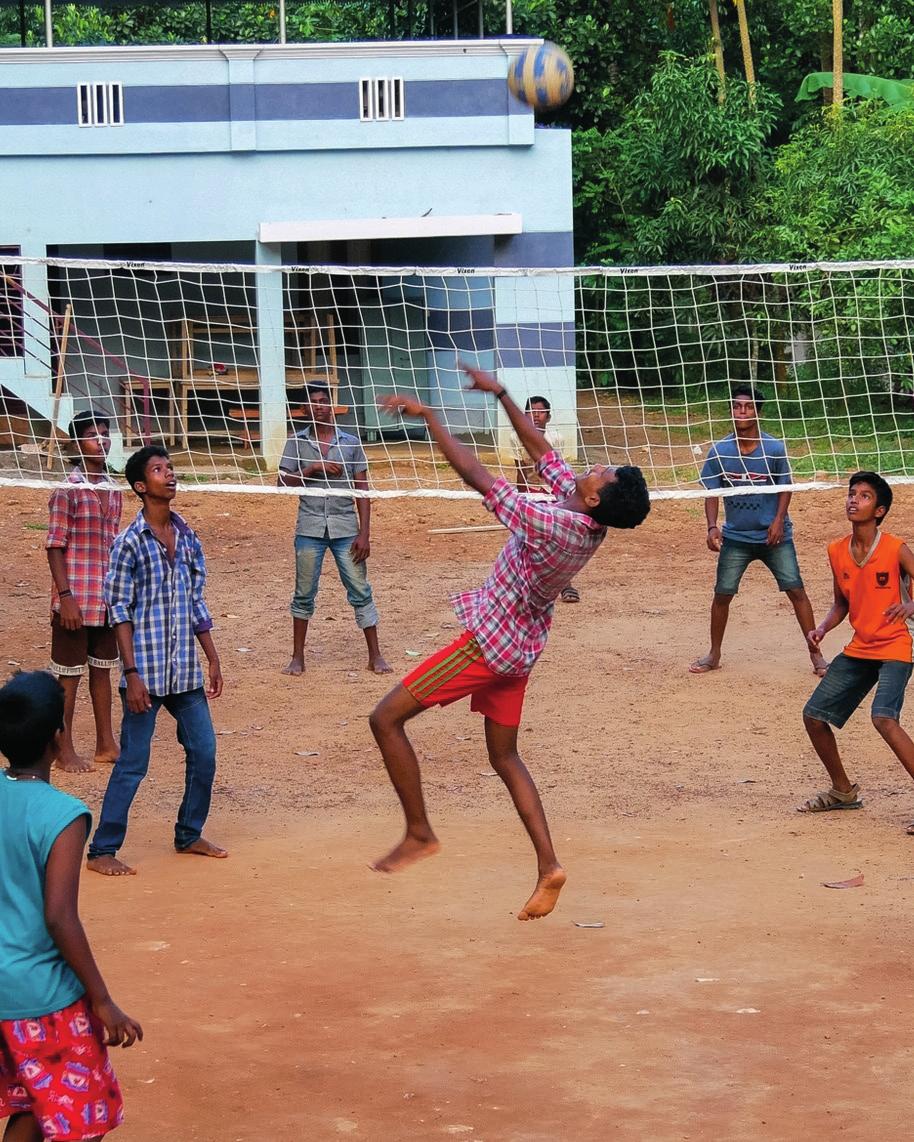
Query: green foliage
574 54 778 265
761 103 914 261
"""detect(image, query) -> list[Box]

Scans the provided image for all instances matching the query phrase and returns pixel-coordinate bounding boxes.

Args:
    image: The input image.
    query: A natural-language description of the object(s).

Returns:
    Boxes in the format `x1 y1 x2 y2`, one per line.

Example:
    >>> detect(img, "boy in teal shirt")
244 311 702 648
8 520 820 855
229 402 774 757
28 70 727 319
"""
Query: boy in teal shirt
0 672 141 1141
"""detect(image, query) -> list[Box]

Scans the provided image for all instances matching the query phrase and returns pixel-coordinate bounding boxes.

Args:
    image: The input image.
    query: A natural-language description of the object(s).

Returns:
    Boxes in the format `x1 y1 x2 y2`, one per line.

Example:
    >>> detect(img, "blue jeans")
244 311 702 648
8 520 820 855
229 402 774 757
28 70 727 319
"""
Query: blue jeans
291 533 379 629
714 537 804 595
88 687 217 858
804 653 913 728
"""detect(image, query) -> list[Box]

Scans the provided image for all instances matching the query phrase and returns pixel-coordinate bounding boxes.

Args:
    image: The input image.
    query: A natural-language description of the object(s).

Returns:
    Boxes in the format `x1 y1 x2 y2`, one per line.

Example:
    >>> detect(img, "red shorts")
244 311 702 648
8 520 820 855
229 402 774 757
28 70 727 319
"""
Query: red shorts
402 631 529 727
0 996 123 1140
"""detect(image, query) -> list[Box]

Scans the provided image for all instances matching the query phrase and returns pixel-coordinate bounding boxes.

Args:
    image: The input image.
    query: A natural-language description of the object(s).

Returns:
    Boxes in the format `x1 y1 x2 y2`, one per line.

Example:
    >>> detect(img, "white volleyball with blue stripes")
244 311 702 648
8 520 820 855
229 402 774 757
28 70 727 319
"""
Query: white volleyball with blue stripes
507 42 575 111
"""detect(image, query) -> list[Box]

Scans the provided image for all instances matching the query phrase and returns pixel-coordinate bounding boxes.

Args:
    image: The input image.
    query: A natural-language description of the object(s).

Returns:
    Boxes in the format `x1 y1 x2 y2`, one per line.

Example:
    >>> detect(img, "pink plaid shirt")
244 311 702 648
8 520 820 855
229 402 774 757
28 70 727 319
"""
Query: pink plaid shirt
451 451 606 677
47 468 123 626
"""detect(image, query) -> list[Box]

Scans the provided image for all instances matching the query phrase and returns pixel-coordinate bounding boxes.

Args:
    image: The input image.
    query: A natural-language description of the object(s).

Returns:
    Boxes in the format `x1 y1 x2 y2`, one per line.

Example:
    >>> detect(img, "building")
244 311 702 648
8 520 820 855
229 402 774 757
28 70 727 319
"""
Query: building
0 30 575 472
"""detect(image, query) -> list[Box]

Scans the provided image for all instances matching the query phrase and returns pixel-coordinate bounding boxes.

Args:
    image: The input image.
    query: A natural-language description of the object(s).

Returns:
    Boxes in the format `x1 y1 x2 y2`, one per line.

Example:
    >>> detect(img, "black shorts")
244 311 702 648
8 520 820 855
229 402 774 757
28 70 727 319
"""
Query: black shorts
50 613 119 675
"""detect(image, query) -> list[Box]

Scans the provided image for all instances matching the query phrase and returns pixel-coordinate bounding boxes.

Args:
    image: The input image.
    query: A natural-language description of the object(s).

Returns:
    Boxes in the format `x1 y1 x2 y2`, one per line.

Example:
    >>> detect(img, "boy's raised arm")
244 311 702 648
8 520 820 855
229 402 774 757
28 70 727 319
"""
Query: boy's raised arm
378 394 495 496
462 365 552 465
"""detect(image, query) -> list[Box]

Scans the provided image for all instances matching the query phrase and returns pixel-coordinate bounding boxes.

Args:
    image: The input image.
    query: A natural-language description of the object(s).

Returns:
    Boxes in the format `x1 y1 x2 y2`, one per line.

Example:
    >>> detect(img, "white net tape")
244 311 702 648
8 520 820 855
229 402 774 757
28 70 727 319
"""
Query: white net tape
3 254 914 500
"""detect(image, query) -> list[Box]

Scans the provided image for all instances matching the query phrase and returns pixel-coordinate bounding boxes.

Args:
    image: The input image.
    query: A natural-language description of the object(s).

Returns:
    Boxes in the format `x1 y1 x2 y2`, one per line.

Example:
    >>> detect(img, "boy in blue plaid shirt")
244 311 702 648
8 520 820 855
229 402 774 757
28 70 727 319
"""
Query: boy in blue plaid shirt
87 445 227 876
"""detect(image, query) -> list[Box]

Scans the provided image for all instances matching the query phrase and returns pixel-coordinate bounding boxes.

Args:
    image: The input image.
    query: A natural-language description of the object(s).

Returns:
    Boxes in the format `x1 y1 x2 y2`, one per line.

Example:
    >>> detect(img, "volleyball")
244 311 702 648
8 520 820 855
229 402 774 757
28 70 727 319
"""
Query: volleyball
507 42 575 111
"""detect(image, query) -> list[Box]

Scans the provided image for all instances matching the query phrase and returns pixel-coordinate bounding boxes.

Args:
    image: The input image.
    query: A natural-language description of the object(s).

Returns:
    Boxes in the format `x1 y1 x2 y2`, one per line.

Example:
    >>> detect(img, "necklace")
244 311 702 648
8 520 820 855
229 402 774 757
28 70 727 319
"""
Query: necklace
4 770 47 783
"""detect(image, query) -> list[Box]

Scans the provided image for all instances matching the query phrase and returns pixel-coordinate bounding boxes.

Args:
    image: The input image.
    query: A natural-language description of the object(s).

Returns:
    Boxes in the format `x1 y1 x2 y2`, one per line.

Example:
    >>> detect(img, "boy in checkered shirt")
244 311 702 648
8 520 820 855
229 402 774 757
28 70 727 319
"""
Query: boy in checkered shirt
87 446 227 877
46 411 123 774
369 366 650 921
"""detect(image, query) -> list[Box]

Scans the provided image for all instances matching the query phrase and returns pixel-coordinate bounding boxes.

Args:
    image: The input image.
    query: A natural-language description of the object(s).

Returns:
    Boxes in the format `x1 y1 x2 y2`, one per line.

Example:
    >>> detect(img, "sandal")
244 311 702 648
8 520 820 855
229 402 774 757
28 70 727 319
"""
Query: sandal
797 784 862 813
560 585 580 604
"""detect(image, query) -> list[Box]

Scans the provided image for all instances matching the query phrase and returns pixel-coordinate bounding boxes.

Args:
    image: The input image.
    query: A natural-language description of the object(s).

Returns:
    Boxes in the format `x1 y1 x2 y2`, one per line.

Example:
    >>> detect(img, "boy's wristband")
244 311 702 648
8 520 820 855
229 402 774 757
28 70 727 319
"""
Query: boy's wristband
707 525 720 532
123 666 138 676
494 387 506 399
58 588 72 597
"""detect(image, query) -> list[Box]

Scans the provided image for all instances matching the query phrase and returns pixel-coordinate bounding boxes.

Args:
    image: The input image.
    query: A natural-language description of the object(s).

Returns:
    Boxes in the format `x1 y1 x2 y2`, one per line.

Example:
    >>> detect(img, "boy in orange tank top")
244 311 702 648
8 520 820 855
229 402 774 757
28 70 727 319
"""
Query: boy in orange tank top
799 471 914 832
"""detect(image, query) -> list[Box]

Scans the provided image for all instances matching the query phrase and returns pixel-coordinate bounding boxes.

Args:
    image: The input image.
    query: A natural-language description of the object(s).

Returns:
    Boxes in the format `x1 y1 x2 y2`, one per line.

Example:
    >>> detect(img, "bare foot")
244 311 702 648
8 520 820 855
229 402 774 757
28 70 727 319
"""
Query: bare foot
517 866 567 920
93 742 119 765
368 655 393 675
55 751 94 774
177 837 229 858
281 657 305 676
689 654 721 675
87 855 136 876
370 834 440 873
810 652 828 678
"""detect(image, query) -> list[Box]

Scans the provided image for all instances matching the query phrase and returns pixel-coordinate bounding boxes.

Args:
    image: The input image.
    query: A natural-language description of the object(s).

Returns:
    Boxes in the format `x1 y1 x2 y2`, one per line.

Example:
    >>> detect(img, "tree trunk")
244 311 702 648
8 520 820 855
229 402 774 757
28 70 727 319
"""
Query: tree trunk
709 0 726 100
732 0 756 104
832 0 844 112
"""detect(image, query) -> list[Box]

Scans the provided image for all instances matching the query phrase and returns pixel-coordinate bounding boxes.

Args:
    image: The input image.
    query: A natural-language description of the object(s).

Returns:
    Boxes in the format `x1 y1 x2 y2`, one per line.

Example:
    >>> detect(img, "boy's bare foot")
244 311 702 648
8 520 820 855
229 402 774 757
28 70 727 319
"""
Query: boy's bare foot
87 855 136 876
93 742 119 765
689 654 721 675
370 834 440 873
281 657 305 676
178 837 229 858
55 751 94 774
368 655 393 675
517 866 567 920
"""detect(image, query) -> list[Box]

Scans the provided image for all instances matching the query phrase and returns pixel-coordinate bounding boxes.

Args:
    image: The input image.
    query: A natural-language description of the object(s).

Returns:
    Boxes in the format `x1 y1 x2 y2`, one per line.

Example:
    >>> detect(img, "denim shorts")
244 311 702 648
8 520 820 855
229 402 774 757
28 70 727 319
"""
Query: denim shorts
714 536 804 595
803 652 914 728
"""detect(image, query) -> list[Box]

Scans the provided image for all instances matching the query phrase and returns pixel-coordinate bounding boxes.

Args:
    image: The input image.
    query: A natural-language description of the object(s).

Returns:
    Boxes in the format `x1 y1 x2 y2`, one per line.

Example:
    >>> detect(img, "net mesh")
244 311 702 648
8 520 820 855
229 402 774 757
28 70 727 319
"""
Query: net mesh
3 254 914 500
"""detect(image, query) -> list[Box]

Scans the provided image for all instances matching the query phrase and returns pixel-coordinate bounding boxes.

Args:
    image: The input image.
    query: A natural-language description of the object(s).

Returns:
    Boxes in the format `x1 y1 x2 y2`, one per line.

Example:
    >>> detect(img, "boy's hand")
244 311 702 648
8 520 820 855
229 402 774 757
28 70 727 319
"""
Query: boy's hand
206 658 223 699
807 627 825 650
301 461 343 479
462 365 503 395
766 517 785 546
350 532 370 564
125 673 152 714
379 394 425 419
706 525 722 552
58 595 84 631
884 600 914 622
94 998 143 1048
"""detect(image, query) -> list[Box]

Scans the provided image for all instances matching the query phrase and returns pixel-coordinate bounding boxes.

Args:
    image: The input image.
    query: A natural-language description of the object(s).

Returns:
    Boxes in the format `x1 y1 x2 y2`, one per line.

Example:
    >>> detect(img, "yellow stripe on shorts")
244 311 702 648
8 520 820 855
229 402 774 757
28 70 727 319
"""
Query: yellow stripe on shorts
409 638 484 700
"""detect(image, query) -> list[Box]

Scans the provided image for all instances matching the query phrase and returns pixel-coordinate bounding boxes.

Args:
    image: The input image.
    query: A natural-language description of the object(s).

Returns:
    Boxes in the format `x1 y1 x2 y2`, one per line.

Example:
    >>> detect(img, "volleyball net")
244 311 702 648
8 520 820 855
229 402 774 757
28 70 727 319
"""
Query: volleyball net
2 254 914 500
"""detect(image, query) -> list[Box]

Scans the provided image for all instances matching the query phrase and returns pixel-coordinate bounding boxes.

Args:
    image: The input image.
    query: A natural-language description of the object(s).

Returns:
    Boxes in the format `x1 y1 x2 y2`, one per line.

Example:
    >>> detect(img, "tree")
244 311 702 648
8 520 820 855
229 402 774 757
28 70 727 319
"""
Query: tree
574 53 778 264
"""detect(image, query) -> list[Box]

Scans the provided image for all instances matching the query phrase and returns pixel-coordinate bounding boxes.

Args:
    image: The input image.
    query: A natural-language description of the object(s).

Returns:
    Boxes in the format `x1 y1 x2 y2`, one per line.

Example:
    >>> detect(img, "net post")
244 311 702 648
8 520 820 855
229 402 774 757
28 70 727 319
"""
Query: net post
255 244 287 470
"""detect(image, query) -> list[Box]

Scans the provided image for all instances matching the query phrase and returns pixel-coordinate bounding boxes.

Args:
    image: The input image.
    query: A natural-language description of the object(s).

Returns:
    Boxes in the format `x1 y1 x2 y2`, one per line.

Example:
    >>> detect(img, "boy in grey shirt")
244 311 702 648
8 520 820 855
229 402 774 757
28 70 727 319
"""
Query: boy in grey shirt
278 384 391 675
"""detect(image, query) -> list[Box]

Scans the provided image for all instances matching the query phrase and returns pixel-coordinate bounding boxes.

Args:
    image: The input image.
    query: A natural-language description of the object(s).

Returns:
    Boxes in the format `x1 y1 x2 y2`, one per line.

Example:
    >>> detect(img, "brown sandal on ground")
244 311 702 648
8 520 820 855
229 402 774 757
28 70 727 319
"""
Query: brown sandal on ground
560 585 580 604
797 784 862 813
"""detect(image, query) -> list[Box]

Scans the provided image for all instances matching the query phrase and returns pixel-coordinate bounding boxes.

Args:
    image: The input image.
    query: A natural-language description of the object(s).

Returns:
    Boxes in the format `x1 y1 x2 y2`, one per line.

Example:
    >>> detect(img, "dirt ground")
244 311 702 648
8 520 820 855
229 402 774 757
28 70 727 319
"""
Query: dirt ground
4 483 914 1141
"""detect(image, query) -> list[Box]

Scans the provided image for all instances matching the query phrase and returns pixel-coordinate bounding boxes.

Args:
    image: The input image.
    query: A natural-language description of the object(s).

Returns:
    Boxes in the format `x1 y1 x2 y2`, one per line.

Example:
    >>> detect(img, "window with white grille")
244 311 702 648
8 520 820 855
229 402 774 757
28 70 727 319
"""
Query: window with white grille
76 83 124 127
359 77 405 122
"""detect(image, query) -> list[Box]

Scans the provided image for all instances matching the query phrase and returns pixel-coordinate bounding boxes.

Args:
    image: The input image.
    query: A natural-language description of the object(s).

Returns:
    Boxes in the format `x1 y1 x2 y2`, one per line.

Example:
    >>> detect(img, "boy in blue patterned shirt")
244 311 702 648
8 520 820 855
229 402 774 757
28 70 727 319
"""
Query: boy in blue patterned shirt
689 385 827 678
87 446 227 877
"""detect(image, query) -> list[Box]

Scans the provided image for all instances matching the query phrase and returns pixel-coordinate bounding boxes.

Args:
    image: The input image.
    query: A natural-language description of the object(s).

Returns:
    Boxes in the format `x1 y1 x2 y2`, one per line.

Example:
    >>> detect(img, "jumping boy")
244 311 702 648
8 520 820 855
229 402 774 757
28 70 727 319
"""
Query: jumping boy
369 365 650 921
799 472 914 829
278 384 390 676
511 396 580 605
87 445 227 876
46 411 123 774
0 671 142 1142
690 384 828 677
